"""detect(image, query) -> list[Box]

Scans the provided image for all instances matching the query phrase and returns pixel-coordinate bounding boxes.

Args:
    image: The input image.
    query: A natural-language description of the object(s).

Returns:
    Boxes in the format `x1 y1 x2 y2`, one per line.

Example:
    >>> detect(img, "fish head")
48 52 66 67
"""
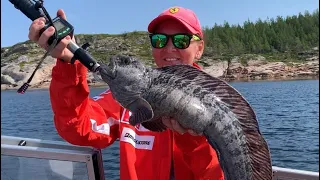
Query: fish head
99 54 151 106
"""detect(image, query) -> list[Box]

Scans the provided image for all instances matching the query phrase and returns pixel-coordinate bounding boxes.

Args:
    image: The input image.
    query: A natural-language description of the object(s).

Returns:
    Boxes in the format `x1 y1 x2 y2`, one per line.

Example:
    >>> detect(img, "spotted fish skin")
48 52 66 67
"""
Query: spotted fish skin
143 67 252 180
99 54 273 180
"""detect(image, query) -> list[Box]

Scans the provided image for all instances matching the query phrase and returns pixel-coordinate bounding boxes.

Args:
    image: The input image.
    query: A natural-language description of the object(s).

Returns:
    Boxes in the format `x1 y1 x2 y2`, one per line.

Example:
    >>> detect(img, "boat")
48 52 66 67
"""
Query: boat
1 135 319 180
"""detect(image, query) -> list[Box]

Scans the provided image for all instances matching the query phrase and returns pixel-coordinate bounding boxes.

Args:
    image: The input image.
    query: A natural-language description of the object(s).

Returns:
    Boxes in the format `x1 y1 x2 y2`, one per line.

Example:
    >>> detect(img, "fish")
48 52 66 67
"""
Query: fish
98 54 273 180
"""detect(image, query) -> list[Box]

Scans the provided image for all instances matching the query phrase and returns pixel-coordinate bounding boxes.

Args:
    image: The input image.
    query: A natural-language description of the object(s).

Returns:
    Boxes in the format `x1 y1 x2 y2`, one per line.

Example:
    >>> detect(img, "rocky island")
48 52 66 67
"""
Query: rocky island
1 9 319 90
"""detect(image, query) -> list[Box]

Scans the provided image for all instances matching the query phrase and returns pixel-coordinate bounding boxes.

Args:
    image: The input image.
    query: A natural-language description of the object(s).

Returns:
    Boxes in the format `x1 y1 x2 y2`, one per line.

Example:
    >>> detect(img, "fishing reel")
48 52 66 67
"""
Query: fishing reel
9 0 100 94
10 0 74 45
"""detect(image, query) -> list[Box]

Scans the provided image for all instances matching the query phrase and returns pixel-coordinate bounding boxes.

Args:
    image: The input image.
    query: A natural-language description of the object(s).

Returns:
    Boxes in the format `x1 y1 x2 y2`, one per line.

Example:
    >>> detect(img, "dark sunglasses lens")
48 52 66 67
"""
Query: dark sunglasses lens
151 34 167 48
173 34 191 49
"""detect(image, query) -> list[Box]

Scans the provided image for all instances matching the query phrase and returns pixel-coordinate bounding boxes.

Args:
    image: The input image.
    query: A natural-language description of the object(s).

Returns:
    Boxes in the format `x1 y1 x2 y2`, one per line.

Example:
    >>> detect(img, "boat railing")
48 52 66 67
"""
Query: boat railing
1 135 105 180
1 135 319 180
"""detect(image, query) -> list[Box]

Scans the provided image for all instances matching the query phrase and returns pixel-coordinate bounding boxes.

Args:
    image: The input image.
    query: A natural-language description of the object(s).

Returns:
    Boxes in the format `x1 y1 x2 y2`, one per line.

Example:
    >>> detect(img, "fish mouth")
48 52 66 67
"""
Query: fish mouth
100 58 117 80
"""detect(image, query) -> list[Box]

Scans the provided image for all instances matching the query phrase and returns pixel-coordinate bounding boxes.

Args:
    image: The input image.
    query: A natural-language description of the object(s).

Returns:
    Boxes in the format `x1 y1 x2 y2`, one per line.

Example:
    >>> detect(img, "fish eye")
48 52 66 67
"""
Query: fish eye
122 56 134 65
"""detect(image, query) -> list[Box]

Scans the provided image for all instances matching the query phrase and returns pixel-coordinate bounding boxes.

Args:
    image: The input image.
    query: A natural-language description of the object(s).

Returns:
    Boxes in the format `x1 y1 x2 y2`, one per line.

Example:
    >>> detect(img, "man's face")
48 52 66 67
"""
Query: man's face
151 19 204 68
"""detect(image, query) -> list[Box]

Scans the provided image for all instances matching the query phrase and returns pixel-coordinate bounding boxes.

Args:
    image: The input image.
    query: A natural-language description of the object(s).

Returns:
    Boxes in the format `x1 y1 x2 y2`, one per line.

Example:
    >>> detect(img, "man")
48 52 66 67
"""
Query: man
28 6 224 180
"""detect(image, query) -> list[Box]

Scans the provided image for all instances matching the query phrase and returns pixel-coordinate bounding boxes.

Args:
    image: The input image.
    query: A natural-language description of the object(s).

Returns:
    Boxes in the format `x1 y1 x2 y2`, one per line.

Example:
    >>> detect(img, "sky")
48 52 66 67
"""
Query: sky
1 0 319 47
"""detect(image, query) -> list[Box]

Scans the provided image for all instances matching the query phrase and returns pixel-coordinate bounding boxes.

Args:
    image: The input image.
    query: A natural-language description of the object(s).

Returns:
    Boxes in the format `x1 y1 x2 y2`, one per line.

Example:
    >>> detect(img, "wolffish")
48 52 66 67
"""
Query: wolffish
98 54 273 180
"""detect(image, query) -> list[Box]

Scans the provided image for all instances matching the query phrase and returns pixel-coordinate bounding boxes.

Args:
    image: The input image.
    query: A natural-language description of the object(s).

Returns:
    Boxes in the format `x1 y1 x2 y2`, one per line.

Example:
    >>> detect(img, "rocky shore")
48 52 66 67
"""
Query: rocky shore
1 33 318 91
1 55 318 91
203 55 319 82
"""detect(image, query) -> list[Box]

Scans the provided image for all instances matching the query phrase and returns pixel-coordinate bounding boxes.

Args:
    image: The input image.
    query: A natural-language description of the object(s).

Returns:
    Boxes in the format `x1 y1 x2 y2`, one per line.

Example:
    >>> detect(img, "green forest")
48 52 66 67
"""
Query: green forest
202 9 319 59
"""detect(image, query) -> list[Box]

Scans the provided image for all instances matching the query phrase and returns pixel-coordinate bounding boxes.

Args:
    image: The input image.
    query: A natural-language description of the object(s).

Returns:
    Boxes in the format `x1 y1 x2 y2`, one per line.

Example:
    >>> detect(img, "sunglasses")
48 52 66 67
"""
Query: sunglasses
149 33 201 49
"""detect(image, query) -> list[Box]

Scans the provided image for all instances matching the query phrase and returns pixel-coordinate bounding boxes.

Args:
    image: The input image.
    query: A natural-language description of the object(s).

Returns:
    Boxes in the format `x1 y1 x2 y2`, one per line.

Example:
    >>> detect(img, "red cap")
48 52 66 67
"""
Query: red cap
148 6 203 38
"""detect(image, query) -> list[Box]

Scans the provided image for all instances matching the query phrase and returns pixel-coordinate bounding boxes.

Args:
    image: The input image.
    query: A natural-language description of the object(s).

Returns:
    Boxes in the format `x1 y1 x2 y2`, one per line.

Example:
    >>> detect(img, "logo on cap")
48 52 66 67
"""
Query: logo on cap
169 7 179 14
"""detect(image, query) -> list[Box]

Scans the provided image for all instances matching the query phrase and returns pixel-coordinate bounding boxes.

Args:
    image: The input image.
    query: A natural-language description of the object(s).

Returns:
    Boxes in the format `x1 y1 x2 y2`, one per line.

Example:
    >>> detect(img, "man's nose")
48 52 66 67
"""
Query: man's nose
164 38 177 52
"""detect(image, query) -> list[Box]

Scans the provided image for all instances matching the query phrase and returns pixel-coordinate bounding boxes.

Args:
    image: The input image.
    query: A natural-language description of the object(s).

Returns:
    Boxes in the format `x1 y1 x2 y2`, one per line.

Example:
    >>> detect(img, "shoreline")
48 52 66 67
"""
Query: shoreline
2 76 318 92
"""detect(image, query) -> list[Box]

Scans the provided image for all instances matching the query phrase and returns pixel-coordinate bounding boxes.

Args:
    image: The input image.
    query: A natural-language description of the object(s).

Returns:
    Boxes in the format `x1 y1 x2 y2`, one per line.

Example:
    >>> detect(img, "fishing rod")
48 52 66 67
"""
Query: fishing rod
8 0 101 94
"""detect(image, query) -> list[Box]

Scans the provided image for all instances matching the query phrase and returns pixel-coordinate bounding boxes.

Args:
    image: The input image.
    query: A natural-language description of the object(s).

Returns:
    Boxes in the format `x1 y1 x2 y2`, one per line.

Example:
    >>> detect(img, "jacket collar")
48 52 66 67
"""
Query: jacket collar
192 62 202 70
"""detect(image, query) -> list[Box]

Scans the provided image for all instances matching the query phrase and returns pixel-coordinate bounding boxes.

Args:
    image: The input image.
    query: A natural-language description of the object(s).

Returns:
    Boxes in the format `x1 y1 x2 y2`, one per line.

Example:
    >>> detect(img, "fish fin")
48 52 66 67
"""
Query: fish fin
141 117 167 132
127 97 154 126
156 64 272 179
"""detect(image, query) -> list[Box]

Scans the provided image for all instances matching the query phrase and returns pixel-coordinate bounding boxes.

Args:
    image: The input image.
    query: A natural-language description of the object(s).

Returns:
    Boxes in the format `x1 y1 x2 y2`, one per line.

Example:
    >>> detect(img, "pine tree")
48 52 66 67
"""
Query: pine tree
203 8 319 60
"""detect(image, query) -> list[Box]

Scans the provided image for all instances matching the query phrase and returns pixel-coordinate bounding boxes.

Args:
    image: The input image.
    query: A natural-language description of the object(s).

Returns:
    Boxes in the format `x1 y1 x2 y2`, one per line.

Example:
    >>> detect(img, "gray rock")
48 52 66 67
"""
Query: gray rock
1 74 16 85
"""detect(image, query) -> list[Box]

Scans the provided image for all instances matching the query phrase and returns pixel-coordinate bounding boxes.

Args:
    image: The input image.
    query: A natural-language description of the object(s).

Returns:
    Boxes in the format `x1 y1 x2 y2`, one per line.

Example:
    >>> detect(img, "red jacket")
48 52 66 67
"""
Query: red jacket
49 59 224 180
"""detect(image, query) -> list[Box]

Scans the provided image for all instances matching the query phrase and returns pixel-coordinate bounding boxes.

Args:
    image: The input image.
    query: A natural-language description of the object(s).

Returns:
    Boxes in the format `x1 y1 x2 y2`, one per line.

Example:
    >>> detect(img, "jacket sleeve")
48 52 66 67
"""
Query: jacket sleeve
173 132 225 180
49 59 120 149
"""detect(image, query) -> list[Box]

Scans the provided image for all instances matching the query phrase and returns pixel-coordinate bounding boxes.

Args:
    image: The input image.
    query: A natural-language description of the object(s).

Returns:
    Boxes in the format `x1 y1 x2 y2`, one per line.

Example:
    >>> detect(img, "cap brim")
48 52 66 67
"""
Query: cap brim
148 15 198 35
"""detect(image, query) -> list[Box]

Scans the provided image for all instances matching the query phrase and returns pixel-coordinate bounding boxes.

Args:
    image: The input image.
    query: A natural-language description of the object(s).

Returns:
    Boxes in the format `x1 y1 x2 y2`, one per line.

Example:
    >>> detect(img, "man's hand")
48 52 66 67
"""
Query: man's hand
162 117 203 136
28 9 74 62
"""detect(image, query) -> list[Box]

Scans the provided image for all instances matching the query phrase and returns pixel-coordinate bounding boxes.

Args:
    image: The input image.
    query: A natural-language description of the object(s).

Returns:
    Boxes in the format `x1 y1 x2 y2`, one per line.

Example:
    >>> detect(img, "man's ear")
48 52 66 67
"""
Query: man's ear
195 40 204 60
